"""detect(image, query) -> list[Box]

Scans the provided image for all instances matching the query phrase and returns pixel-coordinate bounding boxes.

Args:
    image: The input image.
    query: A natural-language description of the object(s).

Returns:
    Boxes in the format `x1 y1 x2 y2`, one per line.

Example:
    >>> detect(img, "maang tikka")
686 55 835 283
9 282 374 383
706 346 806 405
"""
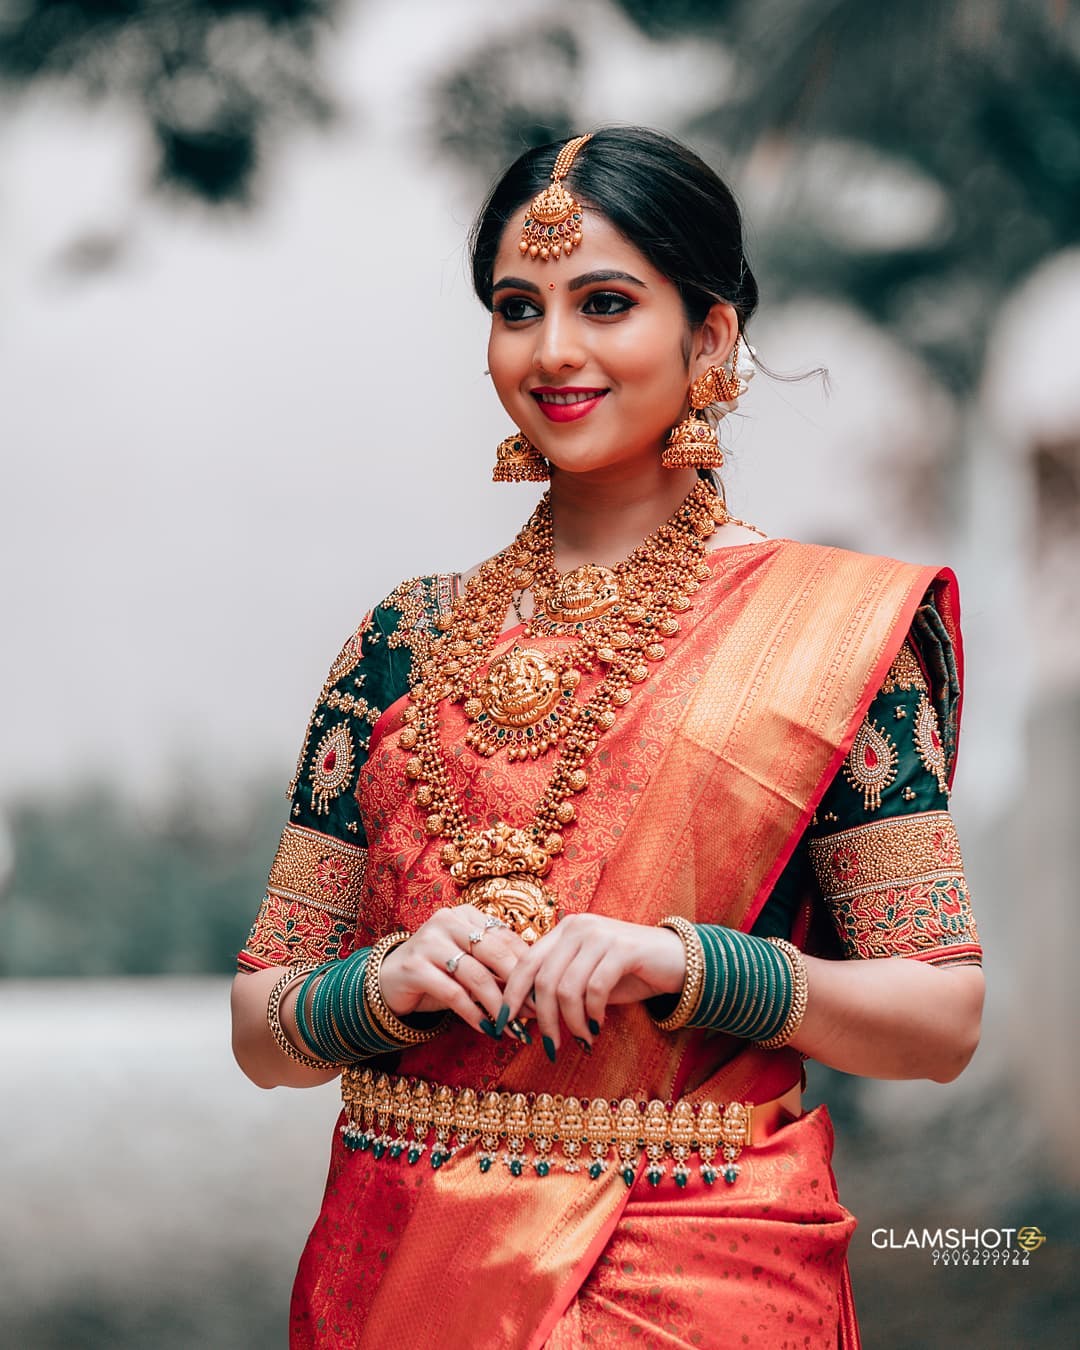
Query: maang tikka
662 337 754 470
519 134 592 262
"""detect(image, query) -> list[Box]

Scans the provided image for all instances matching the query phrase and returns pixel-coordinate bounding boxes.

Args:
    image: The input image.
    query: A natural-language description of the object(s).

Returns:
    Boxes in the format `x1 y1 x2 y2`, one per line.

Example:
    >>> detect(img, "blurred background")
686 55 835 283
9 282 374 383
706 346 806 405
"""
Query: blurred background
2 0 1078 1345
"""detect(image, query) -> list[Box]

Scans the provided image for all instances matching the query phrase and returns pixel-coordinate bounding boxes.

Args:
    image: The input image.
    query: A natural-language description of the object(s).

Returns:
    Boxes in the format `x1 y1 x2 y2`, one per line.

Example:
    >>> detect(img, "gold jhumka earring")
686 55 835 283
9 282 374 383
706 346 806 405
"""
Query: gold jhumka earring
493 431 548 483
518 134 592 262
662 338 745 470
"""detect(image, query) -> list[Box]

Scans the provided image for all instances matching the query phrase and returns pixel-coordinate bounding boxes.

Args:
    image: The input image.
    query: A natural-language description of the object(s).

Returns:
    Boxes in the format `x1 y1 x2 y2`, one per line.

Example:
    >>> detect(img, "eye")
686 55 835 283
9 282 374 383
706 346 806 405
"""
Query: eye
495 296 541 322
582 291 636 317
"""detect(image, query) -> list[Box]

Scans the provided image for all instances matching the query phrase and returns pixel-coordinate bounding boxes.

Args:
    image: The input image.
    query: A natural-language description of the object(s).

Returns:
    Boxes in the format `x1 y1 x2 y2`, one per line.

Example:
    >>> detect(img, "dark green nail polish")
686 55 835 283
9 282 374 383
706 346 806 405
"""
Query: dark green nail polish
508 1019 532 1045
588 1019 601 1036
480 1017 501 1040
574 1036 592 1056
542 1035 557 1063
495 1004 510 1036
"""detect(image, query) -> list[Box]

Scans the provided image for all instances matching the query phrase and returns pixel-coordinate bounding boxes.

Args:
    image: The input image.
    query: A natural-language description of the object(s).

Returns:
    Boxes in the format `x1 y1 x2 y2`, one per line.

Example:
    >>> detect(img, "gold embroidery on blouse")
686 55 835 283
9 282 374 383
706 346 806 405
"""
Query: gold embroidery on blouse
809 811 979 962
268 822 367 915
880 640 928 693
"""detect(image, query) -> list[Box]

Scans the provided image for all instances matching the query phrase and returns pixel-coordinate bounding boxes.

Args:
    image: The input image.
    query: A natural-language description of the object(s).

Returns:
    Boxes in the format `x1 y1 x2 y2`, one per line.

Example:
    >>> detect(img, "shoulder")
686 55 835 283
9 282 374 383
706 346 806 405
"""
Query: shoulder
370 572 460 665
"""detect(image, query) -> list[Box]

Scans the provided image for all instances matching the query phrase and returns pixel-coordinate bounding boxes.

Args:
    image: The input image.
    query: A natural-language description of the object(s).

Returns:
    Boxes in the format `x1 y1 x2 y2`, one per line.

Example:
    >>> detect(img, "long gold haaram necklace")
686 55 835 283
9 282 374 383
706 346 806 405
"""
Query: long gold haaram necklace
398 480 732 942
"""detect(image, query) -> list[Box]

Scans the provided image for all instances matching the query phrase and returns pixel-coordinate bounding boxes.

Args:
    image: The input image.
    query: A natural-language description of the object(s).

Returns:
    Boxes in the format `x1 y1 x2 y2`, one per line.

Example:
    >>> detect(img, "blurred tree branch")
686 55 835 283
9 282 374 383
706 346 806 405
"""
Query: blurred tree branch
0 0 344 202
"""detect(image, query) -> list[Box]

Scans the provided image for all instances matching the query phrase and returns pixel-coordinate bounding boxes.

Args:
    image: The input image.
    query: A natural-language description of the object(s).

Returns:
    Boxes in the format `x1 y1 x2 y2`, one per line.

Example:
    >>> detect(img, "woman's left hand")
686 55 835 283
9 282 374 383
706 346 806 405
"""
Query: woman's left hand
499 914 686 1054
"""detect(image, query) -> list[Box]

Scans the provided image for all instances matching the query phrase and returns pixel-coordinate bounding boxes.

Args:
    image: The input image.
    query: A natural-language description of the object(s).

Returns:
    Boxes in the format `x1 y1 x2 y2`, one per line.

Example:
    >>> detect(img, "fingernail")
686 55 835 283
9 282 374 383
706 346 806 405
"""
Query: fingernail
480 1018 502 1040
509 1019 532 1045
495 1004 510 1036
588 1018 601 1037
542 1035 557 1064
574 1036 593 1056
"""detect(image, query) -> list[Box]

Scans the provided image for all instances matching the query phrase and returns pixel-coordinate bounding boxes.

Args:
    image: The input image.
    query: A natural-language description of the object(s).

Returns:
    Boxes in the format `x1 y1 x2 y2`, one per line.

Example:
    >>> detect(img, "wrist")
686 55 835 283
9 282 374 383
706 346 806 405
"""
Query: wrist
649 916 705 1031
377 945 419 1019
649 926 687 997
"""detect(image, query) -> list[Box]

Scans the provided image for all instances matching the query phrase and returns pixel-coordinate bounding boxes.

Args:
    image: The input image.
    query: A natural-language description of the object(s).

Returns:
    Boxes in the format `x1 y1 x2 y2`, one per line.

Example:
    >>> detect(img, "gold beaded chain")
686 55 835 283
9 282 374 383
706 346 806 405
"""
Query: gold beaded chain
397 480 735 941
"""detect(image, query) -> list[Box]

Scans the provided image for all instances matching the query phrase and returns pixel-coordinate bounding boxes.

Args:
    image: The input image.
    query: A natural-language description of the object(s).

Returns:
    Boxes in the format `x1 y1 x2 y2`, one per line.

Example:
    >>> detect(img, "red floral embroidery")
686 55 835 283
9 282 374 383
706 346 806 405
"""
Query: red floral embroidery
315 855 351 898
830 845 860 882
932 825 959 866
240 893 357 966
830 876 978 961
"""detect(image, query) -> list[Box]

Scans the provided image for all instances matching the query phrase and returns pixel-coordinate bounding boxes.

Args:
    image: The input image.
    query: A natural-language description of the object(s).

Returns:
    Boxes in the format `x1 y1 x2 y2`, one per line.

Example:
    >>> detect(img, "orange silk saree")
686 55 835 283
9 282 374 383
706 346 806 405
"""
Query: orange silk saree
290 540 958 1349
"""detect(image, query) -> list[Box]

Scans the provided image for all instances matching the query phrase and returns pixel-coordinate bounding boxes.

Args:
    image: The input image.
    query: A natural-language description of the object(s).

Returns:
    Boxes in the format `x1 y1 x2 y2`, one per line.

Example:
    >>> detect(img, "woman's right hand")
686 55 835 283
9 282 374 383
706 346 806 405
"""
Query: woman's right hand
378 906 532 1036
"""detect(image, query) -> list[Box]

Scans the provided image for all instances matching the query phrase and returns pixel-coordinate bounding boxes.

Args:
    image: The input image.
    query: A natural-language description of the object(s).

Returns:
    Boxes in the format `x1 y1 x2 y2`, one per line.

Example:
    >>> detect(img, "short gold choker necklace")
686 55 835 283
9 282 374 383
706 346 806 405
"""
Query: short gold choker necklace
398 480 729 942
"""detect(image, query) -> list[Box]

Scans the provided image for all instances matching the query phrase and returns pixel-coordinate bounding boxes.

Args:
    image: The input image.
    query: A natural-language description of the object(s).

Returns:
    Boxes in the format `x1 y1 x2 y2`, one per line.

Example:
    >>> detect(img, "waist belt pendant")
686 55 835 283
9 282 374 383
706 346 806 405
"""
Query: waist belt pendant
505 1093 530 1176
670 1100 695 1188
585 1098 614 1179
615 1098 641 1187
477 1091 502 1174
389 1077 412 1159
430 1085 456 1169
531 1093 557 1177
643 1100 668 1186
408 1080 433 1165
559 1096 585 1173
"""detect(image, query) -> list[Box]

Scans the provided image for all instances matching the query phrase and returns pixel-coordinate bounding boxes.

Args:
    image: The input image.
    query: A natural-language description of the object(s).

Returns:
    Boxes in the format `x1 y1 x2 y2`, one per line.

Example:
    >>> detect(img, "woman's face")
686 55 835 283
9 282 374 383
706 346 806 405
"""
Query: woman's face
486 208 729 479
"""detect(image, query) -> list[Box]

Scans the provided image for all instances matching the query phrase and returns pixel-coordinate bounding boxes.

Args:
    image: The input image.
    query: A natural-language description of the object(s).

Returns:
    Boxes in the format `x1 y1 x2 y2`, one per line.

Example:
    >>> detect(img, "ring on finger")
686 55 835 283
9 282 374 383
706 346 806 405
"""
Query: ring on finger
483 916 507 931
445 952 464 975
466 928 485 948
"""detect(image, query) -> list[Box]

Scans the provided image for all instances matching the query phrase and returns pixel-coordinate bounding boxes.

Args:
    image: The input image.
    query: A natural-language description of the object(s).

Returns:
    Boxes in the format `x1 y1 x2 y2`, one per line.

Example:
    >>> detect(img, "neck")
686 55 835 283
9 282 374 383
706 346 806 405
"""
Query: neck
546 463 701 571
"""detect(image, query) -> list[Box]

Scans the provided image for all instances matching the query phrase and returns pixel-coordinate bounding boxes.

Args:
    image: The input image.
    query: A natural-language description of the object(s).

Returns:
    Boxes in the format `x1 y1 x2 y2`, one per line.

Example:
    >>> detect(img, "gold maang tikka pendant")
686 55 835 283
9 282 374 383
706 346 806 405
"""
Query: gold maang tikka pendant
519 134 592 262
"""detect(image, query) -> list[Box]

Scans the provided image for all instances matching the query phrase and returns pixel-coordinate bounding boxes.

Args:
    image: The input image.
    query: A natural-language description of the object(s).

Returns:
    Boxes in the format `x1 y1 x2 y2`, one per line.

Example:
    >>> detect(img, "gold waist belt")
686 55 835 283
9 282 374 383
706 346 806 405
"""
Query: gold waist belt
341 1066 790 1187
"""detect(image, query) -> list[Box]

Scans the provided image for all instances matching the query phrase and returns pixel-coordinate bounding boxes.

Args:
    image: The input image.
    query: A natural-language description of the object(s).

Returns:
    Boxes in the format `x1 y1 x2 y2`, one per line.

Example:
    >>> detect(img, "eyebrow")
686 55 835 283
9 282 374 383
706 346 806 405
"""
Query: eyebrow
490 268 648 296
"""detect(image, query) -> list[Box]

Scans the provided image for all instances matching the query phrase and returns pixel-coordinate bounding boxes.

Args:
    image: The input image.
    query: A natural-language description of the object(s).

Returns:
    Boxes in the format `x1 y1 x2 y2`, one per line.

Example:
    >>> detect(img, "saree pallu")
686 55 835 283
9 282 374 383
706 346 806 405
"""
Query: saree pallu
291 541 958 1349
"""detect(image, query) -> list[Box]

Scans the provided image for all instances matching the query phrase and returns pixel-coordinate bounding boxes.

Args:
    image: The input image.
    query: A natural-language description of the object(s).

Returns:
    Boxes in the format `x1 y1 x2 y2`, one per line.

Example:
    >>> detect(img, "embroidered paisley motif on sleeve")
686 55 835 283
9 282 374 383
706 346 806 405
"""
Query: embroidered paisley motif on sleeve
809 811 981 966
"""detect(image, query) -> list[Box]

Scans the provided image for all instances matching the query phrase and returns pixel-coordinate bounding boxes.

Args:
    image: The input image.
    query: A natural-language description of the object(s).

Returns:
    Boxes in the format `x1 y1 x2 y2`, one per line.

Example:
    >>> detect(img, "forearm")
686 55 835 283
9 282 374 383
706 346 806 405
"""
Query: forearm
230 967 341 1090
792 956 984 1083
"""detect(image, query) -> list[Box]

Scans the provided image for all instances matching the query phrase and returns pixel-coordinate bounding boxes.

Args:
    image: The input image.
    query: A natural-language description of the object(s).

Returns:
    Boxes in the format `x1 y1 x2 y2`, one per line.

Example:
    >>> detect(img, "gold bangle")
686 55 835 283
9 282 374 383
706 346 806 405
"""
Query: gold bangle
652 915 706 1032
755 938 809 1049
267 964 340 1070
364 930 451 1047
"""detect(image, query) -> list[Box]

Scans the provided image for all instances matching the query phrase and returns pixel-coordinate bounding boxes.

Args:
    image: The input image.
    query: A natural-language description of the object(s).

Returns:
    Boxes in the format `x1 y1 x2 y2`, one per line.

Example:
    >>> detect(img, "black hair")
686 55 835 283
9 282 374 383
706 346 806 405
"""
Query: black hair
469 125 758 334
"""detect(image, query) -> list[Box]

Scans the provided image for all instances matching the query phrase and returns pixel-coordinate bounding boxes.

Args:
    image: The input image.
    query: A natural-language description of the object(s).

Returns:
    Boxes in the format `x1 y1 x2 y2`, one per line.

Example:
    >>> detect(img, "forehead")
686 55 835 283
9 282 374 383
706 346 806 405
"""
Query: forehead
492 206 668 288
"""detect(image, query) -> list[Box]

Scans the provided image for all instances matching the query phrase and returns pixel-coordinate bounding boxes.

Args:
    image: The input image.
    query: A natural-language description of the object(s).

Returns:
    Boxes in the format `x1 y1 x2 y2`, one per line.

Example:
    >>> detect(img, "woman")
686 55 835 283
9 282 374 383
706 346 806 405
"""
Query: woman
231 127 983 1349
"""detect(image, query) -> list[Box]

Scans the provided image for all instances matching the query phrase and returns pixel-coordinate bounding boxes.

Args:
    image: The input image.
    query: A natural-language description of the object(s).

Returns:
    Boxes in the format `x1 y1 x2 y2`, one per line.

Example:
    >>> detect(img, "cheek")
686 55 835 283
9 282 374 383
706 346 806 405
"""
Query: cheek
609 325 688 397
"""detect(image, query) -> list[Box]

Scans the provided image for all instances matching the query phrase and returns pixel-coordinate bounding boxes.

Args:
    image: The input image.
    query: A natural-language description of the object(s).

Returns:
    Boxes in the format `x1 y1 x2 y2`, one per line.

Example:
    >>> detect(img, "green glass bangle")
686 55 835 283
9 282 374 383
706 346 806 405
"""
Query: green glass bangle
686 925 795 1043
295 950 403 1063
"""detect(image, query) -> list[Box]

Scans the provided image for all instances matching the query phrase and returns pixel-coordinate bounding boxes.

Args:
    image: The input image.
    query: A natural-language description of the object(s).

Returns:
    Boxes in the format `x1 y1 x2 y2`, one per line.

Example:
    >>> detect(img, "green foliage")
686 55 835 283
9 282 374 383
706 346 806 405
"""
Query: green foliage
1 780 285 975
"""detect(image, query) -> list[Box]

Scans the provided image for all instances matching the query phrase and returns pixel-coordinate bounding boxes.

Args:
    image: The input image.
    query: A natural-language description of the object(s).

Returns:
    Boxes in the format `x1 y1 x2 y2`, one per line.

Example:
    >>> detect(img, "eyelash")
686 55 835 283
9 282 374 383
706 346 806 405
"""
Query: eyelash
495 291 637 323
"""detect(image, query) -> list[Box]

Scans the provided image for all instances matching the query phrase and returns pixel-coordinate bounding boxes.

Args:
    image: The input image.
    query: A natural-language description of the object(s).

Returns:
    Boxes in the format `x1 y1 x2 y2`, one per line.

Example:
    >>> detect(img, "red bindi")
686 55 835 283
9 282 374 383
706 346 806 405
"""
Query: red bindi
548 283 556 290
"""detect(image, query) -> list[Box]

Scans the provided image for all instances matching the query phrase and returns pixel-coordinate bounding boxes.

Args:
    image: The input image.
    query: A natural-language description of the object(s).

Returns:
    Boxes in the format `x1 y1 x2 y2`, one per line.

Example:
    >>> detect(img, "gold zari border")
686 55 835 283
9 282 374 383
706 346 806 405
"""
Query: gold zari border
808 810 963 899
340 1067 757 1184
267 823 367 917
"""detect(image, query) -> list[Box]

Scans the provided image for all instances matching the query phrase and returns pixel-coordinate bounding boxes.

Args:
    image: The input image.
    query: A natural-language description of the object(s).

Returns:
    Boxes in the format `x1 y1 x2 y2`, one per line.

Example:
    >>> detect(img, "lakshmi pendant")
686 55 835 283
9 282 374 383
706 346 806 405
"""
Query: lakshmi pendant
542 564 621 624
461 873 558 944
464 646 581 759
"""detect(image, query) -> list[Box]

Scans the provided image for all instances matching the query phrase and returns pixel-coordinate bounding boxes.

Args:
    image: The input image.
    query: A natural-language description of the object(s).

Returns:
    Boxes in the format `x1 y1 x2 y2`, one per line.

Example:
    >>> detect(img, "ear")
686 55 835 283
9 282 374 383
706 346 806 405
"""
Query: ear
689 302 739 382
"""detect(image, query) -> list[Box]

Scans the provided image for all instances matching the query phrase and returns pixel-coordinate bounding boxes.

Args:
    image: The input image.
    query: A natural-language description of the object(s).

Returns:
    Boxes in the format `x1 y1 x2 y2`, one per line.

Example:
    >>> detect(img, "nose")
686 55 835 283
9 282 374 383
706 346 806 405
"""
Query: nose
532 307 586 377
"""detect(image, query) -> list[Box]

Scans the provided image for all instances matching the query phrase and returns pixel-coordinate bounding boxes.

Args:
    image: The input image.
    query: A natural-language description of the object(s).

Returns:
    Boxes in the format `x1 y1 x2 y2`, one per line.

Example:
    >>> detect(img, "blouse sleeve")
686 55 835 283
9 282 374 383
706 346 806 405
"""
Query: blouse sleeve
236 575 456 973
805 598 982 968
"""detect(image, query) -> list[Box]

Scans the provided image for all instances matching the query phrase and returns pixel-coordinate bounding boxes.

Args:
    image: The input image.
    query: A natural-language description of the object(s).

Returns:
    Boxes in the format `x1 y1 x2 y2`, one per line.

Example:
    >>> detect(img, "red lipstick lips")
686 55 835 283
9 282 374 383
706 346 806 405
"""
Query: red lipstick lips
531 386 608 423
